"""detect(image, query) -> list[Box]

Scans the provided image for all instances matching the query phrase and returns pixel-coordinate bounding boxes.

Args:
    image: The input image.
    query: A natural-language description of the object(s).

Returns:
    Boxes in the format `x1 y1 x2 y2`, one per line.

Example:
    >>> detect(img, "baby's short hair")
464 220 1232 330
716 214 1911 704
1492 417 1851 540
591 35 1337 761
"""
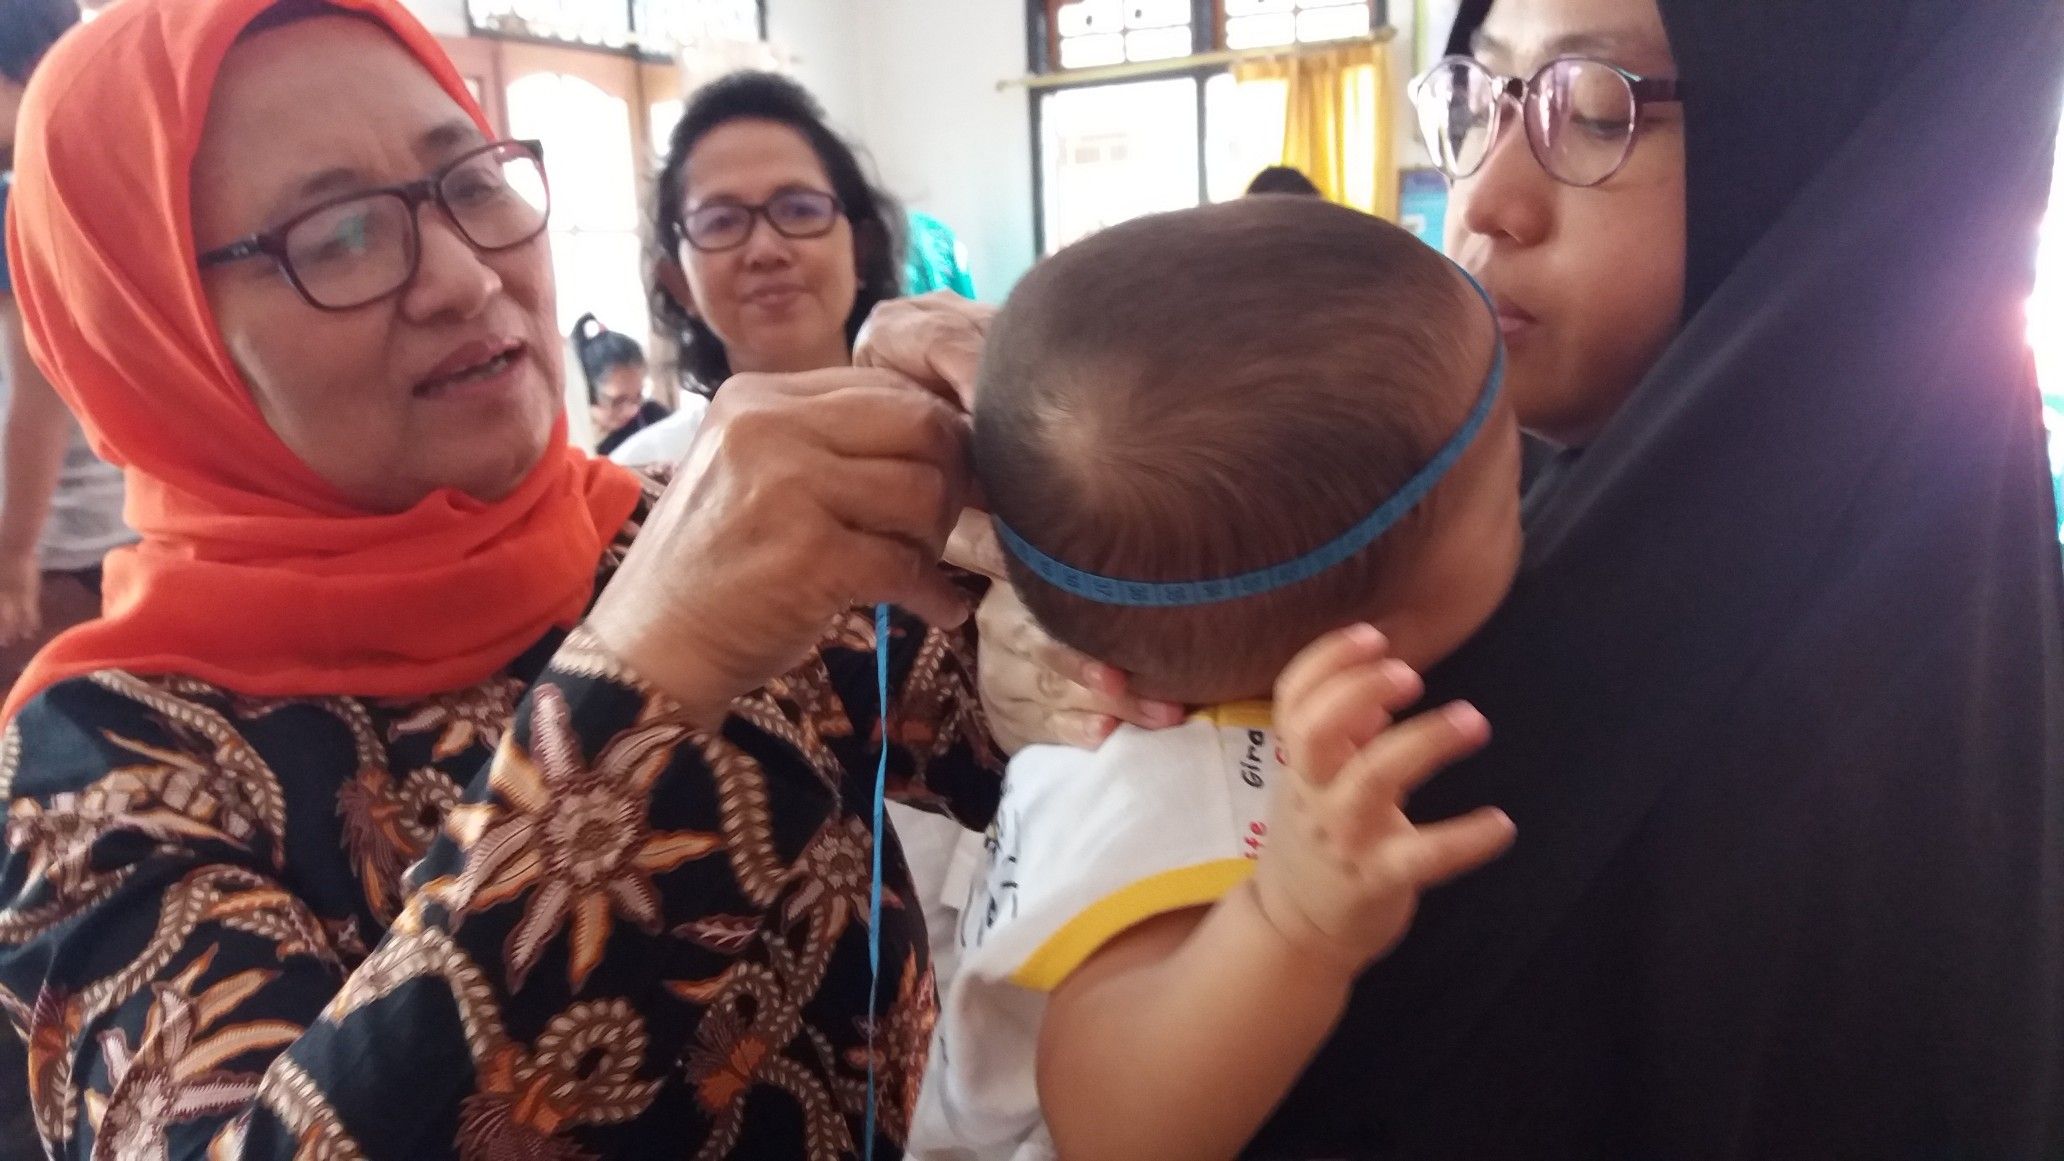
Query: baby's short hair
974 197 1490 704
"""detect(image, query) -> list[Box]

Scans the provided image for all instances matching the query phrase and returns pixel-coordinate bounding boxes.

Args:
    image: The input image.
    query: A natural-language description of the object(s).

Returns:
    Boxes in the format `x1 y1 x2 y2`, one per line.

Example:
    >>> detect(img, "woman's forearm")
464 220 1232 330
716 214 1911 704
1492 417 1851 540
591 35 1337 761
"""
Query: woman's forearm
0 297 70 563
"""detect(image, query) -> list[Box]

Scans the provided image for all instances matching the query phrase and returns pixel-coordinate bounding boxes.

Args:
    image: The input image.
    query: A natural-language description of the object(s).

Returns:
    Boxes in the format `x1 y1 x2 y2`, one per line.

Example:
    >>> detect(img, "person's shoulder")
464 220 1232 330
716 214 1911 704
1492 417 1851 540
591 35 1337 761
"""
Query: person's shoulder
5 670 235 801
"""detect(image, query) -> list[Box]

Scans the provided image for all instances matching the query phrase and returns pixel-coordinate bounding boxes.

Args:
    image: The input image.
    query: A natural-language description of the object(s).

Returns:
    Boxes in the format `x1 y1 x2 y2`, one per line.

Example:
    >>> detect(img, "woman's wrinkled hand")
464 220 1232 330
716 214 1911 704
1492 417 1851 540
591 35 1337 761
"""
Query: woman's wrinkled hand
858 292 1185 753
584 367 973 725
853 292 996 409
974 581 1184 754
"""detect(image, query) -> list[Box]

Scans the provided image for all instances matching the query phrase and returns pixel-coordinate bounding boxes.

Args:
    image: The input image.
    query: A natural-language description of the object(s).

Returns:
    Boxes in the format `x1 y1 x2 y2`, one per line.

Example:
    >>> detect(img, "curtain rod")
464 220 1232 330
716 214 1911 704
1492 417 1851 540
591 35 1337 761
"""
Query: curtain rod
999 27 1395 91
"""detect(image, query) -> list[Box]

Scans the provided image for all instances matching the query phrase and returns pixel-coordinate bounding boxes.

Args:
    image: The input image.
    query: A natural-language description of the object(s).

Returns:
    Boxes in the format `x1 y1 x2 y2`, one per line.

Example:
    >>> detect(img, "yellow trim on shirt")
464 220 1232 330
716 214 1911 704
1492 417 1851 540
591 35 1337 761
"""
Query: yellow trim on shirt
1192 701 1275 730
1009 859 1257 992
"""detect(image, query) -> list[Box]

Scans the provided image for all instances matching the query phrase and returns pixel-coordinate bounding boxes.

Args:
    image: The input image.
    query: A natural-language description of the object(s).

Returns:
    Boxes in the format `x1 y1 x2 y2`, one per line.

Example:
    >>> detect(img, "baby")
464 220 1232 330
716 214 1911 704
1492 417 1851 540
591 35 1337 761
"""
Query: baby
909 196 1524 1161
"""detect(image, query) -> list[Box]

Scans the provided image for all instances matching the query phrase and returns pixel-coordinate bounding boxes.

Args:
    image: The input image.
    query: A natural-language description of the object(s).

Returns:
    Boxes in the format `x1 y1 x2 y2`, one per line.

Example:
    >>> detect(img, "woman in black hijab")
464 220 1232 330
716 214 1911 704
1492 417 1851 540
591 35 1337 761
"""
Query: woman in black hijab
1243 0 2064 1154
867 0 2063 1153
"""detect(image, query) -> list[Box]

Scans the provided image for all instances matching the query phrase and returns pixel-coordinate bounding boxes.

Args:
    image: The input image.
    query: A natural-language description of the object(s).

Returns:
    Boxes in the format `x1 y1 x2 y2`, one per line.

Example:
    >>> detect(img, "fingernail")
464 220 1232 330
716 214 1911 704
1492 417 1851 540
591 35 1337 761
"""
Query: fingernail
1444 702 1487 734
1380 659 1422 693
1145 701 1185 727
1349 623 1387 649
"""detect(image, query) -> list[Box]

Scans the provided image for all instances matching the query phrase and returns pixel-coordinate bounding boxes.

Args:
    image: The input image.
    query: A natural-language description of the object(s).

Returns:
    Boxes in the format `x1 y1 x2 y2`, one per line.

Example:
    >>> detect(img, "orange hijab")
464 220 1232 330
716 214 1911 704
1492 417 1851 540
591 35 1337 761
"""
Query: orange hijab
1 0 644 720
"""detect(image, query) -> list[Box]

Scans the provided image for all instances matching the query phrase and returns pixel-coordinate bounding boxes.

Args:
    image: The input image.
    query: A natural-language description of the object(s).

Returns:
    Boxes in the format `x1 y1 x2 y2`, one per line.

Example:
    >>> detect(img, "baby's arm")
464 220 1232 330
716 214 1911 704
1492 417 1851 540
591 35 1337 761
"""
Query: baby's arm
1036 626 1516 1161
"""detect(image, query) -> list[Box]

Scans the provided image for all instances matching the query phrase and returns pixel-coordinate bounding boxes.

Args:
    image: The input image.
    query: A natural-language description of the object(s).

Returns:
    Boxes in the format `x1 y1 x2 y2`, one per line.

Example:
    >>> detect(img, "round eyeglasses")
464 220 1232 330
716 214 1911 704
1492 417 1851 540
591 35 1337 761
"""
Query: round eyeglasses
1410 56 1682 188
680 188 844 253
197 139 551 311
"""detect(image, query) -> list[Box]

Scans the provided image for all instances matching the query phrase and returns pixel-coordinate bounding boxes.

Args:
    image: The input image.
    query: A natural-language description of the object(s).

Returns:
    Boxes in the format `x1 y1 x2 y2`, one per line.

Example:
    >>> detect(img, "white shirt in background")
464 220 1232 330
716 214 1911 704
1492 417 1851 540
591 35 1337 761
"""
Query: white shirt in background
607 394 710 468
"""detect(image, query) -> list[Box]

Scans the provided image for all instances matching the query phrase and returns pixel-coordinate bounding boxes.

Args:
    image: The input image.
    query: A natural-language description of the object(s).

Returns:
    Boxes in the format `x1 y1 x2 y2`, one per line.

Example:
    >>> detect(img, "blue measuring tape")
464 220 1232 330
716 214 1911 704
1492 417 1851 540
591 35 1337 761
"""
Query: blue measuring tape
995 269 1506 608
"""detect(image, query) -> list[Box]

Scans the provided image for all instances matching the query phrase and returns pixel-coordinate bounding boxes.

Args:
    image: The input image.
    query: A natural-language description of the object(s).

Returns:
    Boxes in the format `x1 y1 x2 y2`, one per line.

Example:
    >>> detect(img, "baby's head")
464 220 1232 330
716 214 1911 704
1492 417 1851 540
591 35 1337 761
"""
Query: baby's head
975 197 1523 705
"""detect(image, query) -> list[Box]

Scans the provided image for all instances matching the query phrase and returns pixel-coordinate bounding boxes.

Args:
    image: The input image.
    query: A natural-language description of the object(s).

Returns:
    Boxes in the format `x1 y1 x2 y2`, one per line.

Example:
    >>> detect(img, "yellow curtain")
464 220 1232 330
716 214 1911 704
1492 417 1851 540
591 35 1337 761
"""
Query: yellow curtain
1234 41 1397 219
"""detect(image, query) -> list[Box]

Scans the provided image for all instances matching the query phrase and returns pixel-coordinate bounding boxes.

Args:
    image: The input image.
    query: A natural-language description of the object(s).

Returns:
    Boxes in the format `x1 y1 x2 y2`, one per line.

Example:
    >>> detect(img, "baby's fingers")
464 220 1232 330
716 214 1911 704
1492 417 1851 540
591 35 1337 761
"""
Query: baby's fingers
1284 658 1424 787
1327 702 1490 847
1275 624 1387 709
1379 808 1517 889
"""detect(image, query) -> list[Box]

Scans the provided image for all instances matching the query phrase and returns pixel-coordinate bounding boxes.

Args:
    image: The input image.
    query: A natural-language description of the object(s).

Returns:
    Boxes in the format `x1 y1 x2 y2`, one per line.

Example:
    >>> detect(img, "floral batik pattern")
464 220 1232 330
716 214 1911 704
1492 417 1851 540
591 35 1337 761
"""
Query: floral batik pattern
0 473 1000 1159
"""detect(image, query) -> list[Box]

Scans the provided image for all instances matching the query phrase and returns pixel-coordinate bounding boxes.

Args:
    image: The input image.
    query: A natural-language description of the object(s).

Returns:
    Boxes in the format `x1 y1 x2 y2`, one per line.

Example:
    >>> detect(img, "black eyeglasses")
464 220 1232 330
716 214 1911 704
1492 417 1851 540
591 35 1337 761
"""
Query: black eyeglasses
198 139 551 311
1410 56 1682 188
680 188 844 253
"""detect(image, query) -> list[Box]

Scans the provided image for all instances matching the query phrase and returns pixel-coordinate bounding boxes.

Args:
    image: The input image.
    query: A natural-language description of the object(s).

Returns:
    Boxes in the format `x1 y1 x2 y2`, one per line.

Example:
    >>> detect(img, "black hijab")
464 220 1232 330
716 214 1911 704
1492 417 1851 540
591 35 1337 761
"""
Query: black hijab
1253 0 2064 1156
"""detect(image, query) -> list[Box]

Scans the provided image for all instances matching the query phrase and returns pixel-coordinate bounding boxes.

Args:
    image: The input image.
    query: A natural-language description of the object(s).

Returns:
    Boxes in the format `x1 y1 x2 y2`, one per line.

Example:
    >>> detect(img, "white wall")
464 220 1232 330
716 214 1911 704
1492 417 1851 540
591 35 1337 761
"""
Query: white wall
763 0 870 141
396 0 468 38
766 0 1037 300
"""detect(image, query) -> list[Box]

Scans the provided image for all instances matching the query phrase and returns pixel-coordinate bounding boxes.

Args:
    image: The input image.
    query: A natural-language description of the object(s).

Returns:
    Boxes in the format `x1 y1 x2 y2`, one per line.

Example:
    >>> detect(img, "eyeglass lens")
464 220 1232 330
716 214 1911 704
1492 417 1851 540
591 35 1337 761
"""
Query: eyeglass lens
1417 58 1640 188
684 189 841 252
281 143 549 309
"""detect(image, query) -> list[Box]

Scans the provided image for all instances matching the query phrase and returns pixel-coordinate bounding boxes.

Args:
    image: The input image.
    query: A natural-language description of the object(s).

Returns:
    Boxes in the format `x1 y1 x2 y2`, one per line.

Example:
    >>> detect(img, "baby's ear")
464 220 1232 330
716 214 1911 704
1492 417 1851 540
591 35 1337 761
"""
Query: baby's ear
655 258 699 319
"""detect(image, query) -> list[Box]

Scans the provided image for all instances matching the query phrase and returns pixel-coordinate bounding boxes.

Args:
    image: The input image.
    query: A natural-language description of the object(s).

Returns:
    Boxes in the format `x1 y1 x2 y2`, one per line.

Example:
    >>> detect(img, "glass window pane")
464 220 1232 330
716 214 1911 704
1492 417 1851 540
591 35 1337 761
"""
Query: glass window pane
2036 116 2063 546
650 98 683 161
1059 32 1127 68
468 0 632 49
1224 0 1371 49
1225 11 1295 48
1297 3 1371 43
1126 25 1194 61
1056 0 1121 38
1054 0 1193 70
636 0 763 54
1204 72 1289 202
1125 0 1190 28
1039 78 1202 253
506 74 640 232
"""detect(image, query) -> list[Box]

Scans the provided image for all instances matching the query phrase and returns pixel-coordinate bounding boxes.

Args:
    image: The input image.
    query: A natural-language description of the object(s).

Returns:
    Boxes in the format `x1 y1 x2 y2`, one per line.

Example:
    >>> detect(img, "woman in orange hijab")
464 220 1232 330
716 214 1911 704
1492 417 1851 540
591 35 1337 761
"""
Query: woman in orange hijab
0 0 997 1156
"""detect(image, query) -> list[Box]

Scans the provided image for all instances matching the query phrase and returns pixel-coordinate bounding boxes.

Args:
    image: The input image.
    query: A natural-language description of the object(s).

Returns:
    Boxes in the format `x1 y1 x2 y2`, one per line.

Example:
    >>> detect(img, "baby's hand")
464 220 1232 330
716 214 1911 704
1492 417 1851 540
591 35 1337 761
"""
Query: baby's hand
1251 625 1516 977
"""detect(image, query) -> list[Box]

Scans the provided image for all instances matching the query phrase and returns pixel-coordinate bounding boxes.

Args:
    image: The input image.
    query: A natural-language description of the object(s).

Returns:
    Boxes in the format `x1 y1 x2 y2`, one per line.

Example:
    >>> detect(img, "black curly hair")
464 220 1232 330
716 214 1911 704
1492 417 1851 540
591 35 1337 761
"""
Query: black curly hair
652 71 903 395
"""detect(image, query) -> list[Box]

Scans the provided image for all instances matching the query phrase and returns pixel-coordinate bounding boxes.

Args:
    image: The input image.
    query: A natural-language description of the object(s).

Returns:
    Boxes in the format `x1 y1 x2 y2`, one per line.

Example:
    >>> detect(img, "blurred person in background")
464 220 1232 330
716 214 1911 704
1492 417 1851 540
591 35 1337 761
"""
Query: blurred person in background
571 312 668 456
1245 164 1323 196
0 0 133 691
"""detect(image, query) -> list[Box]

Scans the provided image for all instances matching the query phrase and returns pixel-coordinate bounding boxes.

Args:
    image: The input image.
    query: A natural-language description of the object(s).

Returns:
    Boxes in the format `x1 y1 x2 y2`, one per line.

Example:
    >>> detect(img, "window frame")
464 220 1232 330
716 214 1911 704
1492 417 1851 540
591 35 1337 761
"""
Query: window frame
1025 0 1386 254
466 0 767 62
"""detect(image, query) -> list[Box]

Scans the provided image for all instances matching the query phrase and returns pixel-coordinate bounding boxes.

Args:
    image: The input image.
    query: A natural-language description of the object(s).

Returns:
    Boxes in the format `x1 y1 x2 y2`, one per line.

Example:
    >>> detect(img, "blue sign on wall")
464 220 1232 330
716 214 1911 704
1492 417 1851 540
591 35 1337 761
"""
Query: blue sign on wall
1400 167 1450 254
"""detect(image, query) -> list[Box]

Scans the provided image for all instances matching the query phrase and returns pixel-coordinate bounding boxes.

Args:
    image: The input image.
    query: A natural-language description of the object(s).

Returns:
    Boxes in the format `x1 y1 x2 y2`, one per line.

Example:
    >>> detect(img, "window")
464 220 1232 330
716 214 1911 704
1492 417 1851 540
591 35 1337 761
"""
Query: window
2036 116 2063 544
1043 0 1374 68
468 0 763 57
506 70 650 348
1052 0 1195 69
1039 78 1201 251
1222 0 1376 51
634 0 764 55
468 0 632 50
1030 0 1386 253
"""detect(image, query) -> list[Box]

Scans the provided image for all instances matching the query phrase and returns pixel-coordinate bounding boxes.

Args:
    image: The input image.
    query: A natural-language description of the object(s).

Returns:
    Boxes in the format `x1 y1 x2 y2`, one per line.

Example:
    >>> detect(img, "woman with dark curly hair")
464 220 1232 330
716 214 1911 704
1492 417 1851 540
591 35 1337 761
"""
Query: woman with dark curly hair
613 70 906 470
